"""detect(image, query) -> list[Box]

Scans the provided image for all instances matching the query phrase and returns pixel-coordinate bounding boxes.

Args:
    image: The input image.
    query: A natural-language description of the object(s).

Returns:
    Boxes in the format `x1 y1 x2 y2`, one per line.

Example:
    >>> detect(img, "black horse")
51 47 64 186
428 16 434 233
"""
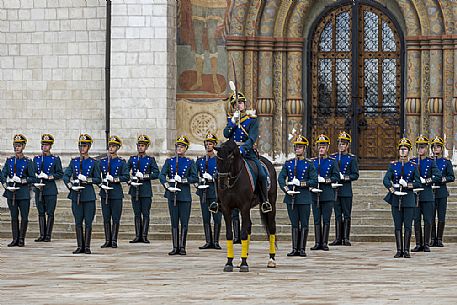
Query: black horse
214 139 277 272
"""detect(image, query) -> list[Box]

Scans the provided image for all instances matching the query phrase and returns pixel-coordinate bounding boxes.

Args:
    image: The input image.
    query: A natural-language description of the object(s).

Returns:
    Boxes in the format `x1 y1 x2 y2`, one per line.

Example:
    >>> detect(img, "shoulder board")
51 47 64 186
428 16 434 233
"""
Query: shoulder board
330 153 337 157
311 157 317 160
118 156 125 161
348 153 355 157
286 158 295 163
390 161 396 164
23 156 30 160
328 156 336 160
306 158 313 162
409 160 417 165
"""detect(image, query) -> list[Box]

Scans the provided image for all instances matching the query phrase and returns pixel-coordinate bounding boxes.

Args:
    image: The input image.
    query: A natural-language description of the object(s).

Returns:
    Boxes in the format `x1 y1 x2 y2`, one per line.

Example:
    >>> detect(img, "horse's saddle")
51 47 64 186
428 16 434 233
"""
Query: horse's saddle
243 158 271 193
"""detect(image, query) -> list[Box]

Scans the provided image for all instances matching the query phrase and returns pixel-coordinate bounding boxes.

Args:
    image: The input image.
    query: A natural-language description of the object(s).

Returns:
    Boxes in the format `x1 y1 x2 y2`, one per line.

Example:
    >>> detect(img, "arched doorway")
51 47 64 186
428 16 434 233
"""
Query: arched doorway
308 0 404 169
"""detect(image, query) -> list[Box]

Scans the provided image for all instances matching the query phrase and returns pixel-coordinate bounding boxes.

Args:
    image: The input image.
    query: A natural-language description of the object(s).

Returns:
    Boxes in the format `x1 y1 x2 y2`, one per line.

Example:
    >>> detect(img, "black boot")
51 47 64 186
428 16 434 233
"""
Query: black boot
259 178 272 213
199 223 214 249
403 229 411 258
430 219 437 247
72 225 84 254
8 219 20 247
329 219 342 246
35 215 46 242
111 223 119 248
287 228 299 256
343 218 352 246
84 227 92 254
436 221 445 247
233 219 241 244
394 230 403 258
179 227 188 255
101 222 112 248
142 217 150 243
213 223 222 250
321 224 330 251
43 215 54 242
423 223 431 252
17 220 28 247
299 228 308 257
310 224 322 250
130 216 143 243
168 228 179 255
411 225 423 252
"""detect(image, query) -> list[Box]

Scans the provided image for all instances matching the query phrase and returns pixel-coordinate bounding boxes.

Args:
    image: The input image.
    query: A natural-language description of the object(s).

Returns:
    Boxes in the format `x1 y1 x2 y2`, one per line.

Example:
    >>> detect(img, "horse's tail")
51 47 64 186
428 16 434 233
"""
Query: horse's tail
258 155 277 247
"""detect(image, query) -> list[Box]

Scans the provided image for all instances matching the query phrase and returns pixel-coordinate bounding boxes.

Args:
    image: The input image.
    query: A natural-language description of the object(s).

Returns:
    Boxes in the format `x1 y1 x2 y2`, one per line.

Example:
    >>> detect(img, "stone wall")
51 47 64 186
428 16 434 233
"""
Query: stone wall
0 0 176 157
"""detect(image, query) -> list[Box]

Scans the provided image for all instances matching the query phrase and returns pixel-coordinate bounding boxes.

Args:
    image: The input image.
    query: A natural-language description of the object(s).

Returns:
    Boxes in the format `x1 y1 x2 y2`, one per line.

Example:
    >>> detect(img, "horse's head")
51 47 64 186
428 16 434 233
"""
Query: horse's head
214 139 241 189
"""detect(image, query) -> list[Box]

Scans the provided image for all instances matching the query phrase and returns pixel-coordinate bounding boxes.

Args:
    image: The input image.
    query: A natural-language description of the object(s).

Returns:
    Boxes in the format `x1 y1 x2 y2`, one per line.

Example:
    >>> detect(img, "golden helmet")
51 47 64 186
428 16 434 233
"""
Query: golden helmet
204 132 218 144
415 134 429 145
430 136 444 147
108 135 122 147
41 134 54 145
315 134 330 145
137 134 151 145
78 133 93 145
176 135 190 147
337 131 352 143
13 134 27 145
293 135 309 146
397 137 412 150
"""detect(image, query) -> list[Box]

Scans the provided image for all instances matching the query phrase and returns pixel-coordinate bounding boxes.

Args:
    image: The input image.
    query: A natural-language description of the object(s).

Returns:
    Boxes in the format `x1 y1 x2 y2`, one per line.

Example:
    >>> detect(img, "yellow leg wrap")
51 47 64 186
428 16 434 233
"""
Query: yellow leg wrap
269 234 276 254
241 240 248 258
227 240 234 258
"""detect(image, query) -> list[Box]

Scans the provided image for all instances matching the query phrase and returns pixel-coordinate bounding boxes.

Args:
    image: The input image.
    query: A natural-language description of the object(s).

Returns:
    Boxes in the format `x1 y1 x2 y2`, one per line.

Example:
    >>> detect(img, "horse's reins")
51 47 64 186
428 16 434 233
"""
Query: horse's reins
217 151 243 189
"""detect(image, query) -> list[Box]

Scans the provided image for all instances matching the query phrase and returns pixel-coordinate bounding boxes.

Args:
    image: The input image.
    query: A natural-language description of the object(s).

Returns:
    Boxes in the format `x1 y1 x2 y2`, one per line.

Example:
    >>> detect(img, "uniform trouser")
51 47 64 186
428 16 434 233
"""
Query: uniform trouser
35 194 57 217
8 199 30 222
168 200 191 230
391 206 414 232
286 204 310 230
72 200 95 229
434 197 447 222
312 200 334 225
414 200 435 226
131 197 152 219
101 198 123 224
334 197 352 221
200 198 222 225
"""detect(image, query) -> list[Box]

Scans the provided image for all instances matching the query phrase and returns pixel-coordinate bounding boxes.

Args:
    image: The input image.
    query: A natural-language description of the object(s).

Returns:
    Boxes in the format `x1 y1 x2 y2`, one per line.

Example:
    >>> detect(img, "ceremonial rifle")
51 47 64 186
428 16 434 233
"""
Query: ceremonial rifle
399 159 404 211
173 153 179 207
135 154 141 202
105 151 111 205
291 157 298 210
12 157 17 207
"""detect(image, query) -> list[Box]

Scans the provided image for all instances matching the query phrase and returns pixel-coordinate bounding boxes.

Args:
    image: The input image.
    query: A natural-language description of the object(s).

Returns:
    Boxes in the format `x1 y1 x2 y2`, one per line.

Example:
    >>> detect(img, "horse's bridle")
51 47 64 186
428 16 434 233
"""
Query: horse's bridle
217 150 242 190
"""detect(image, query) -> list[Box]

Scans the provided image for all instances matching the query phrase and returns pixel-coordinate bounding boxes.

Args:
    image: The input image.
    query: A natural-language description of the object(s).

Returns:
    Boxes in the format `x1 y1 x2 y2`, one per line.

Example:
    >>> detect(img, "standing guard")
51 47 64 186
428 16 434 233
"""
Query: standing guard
99 136 130 249
430 136 455 247
383 137 420 258
410 135 442 252
330 131 359 246
278 135 317 257
32 134 64 242
63 134 101 254
159 135 198 255
223 91 272 213
1 134 36 247
196 132 222 250
310 134 340 251
128 134 160 244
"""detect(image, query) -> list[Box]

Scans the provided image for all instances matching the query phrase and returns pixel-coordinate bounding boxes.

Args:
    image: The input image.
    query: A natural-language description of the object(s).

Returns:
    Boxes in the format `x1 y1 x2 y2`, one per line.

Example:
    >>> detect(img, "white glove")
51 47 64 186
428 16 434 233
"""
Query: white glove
420 177 426 184
102 178 108 183
174 174 182 183
6 177 13 183
394 191 407 196
231 111 240 124
291 177 300 186
135 171 144 179
311 188 323 193
38 172 49 179
6 186 19 191
203 172 213 180
339 173 344 180
106 174 114 182
287 190 296 195
318 176 325 183
12 175 21 183
77 174 87 182
399 178 407 187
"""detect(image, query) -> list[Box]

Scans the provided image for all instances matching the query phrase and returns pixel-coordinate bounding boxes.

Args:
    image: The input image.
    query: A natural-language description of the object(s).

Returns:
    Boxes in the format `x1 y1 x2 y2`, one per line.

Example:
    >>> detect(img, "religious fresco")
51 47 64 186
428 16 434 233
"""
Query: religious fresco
177 0 231 99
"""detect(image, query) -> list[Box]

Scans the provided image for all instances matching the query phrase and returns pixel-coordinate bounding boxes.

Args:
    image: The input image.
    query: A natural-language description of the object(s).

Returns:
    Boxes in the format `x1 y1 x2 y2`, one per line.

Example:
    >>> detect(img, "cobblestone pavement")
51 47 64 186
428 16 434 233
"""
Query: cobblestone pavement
1 239 457 305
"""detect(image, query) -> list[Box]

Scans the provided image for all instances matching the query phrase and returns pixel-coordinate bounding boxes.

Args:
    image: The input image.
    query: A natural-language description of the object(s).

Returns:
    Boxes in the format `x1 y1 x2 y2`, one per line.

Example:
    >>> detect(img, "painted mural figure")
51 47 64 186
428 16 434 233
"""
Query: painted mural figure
178 0 229 94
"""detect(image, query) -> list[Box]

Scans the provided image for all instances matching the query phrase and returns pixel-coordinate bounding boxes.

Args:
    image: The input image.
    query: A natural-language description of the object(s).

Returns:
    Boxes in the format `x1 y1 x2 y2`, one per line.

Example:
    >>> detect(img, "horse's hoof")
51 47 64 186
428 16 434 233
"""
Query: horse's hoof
223 264 234 272
239 265 249 272
267 258 276 268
